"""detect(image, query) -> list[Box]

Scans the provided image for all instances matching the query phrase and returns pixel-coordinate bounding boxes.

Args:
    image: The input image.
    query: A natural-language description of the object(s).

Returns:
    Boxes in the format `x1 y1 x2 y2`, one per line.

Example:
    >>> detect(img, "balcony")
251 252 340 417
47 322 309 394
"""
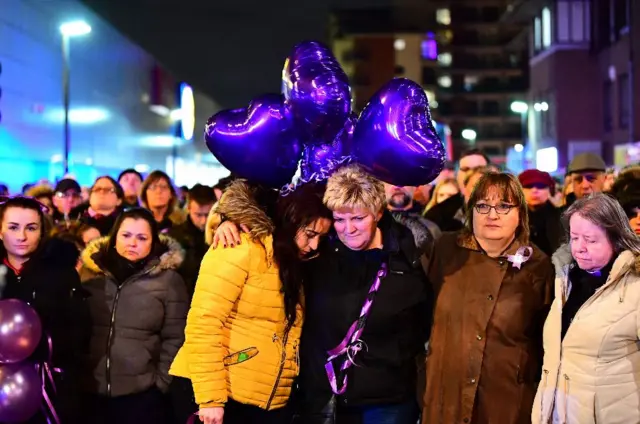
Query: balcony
438 80 528 95
500 0 542 23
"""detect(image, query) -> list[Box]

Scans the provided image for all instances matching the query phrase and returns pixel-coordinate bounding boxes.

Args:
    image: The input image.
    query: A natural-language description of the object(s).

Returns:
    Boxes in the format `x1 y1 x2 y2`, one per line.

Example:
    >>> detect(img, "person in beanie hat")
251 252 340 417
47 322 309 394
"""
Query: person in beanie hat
566 153 606 202
118 169 143 208
519 169 564 256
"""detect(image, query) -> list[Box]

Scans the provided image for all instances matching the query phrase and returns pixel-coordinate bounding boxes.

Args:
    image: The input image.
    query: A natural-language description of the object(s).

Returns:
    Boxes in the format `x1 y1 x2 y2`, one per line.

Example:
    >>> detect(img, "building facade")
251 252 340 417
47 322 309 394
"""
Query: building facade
0 0 225 192
505 0 639 172
330 2 529 164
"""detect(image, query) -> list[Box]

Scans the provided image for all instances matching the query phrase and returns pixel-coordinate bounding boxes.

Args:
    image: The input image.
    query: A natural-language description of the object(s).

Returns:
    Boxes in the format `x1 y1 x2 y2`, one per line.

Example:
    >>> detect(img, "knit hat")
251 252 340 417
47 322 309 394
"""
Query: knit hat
518 169 555 188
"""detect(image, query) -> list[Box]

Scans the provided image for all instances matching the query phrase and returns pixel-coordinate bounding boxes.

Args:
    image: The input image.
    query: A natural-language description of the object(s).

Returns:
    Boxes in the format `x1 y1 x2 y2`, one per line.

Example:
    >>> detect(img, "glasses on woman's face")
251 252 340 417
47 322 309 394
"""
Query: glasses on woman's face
92 187 116 195
148 183 170 192
474 203 516 215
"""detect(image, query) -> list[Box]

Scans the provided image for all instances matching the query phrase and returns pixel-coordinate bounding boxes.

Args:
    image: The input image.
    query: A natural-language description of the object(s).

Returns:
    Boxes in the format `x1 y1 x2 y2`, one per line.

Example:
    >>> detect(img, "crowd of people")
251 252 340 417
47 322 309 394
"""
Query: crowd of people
1 148 640 424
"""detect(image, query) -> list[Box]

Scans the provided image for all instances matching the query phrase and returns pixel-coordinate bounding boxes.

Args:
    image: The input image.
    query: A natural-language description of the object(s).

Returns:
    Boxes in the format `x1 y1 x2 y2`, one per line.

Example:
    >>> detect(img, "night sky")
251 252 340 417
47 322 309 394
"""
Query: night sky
81 0 390 108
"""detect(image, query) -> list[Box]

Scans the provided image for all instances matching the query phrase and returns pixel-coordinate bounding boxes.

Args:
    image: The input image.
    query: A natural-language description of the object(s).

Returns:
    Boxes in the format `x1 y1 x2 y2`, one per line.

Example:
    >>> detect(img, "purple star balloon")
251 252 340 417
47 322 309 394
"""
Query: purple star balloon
282 41 352 145
204 94 302 188
352 78 445 187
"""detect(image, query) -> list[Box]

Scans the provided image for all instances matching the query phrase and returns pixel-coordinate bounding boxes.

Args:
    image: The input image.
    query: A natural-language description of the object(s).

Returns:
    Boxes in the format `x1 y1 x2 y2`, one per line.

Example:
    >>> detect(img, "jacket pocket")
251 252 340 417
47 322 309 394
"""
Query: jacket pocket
223 347 259 366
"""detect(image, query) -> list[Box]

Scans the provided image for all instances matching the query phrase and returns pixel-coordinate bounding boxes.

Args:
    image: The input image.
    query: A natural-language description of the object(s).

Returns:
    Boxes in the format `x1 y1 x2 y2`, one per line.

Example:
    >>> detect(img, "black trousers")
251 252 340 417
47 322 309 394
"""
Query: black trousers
224 399 292 424
168 377 198 424
83 387 167 424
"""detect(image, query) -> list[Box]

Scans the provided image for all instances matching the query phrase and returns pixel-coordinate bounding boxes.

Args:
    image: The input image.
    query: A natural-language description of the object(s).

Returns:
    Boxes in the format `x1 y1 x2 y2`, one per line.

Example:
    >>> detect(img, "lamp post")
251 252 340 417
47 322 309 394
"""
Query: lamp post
510 100 529 144
59 20 91 174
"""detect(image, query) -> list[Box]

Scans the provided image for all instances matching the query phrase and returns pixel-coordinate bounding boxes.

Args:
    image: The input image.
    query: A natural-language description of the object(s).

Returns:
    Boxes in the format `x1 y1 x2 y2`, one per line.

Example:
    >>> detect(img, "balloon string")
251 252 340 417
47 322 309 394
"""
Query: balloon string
39 333 61 424
280 155 353 196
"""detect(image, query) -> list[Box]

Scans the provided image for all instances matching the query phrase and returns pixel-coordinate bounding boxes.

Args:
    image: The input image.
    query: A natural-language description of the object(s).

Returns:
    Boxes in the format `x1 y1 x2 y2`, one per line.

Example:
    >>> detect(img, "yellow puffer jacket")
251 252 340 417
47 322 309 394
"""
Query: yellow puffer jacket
170 181 303 410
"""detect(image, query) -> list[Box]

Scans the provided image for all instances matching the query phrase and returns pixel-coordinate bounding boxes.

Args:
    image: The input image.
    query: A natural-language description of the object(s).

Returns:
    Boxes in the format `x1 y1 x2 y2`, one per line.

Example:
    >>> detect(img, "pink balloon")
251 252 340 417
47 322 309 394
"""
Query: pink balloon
0 362 42 422
0 299 43 364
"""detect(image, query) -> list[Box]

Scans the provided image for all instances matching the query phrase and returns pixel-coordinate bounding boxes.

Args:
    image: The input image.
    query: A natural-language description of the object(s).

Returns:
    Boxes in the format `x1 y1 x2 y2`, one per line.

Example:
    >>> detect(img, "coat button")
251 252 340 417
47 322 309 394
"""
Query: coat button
476 334 483 341
498 260 505 266
463 418 470 423
487 294 493 301
470 378 476 384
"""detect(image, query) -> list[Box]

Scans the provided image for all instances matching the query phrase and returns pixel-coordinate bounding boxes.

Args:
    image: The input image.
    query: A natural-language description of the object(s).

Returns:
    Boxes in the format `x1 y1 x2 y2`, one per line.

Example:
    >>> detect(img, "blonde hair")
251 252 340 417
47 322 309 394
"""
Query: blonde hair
324 165 386 214
425 178 459 212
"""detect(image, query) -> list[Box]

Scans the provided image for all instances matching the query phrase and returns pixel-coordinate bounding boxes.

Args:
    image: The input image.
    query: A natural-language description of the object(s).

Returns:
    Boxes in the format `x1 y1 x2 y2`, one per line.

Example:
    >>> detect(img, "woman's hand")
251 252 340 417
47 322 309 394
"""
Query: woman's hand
212 221 250 248
198 407 224 424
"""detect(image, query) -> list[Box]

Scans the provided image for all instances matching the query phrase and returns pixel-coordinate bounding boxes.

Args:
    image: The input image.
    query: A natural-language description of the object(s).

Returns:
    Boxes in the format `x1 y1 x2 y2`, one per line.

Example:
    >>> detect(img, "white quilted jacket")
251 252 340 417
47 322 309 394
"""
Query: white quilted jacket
532 245 640 424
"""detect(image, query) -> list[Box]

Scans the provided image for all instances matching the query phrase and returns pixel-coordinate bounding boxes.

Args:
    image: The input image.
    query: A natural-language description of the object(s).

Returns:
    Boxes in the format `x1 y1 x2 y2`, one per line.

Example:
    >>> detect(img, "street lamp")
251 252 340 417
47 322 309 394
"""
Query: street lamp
59 20 91 174
462 129 477 142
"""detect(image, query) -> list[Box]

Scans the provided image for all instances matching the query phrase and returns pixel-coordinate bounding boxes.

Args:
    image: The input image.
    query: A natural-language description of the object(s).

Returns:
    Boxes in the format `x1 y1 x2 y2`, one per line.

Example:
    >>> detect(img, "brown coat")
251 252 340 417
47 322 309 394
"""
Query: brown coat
422 232 554 424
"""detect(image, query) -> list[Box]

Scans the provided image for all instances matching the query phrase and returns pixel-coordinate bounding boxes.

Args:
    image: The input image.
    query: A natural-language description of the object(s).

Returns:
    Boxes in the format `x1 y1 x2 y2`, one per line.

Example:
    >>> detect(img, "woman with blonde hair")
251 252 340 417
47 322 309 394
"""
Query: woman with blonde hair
424 172 554 424
213 164 432 424
532 193 640 424
424 178 460 213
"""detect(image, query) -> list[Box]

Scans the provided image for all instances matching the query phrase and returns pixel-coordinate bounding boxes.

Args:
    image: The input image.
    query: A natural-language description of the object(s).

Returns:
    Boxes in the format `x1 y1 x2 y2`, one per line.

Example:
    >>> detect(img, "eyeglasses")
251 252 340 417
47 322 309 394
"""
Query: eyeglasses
148 184 170 192
474 203 516 215
0 195 51 214
572 173 601 184
55 191 81 199
92 187 116 195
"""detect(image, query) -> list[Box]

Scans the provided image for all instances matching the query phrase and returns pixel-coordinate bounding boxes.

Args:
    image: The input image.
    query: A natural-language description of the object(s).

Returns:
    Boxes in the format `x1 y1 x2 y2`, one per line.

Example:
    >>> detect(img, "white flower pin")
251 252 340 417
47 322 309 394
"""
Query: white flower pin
506 246 533 270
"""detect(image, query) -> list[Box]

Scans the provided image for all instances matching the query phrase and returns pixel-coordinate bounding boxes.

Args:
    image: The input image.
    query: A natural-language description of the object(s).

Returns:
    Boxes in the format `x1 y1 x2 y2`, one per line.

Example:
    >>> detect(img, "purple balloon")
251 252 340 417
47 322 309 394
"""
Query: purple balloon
0 299 42 364
352 78 445 187
297 113 356 182
205 94 302 188
0 362 42 422
282 41 352 144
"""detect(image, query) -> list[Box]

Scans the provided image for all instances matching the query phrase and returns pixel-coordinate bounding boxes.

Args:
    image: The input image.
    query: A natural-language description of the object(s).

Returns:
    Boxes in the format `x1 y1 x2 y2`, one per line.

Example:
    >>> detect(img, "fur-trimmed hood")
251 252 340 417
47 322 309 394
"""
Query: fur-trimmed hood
205 180 275 244
79 234 185 279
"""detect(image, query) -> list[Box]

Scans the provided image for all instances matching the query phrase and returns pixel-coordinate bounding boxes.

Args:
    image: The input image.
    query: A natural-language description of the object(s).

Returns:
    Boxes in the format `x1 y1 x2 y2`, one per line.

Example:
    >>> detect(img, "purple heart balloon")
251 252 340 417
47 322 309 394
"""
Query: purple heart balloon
352 78 445 187
282 41 352 144
205 94 302 188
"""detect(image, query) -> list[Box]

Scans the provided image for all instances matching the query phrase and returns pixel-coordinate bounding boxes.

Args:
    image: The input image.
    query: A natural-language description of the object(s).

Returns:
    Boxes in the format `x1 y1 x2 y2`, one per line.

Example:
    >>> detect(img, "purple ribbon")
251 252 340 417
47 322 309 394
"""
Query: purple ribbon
506 246 533 270
36 334 61 424
325 263 388 395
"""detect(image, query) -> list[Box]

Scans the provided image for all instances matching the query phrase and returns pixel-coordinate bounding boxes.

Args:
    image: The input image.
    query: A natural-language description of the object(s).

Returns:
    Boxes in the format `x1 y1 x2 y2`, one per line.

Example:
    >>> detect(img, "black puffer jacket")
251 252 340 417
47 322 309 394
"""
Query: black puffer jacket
1 238 90 424
298 211 433 415
79 235 189 398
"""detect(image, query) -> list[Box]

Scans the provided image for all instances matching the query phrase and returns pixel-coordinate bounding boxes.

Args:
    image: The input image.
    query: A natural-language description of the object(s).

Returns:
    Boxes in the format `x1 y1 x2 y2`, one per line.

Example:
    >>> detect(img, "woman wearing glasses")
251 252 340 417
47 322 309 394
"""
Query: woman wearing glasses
423 172 555 424
75 176 125 236
0 197 91 423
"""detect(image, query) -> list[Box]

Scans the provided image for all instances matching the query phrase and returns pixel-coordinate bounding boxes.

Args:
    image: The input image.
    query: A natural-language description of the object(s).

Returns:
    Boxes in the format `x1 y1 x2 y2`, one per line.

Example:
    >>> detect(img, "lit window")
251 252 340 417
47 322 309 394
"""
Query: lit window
438 52 452 66
534 17 542 50
536 147 558 173
438 75 452 88
437 9 451 25
464 76 478 91
542 8 552 47
394 39 406 51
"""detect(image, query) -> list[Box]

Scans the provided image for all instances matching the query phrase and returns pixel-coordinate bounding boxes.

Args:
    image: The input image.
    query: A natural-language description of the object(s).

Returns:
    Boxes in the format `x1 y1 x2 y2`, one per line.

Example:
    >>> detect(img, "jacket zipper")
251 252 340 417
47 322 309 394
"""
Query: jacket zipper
265 326 291 409
105 266 155 397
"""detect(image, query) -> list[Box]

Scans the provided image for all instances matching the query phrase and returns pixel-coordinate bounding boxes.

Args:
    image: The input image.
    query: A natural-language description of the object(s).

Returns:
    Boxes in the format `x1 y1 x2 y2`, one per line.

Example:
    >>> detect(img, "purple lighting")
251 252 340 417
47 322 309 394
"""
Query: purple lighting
421 32 438 59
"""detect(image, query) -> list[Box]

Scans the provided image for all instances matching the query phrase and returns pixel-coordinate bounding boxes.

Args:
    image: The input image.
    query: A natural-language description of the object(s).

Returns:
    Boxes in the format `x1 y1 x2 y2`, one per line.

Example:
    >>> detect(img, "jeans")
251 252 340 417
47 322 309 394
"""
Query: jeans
361 400 420 424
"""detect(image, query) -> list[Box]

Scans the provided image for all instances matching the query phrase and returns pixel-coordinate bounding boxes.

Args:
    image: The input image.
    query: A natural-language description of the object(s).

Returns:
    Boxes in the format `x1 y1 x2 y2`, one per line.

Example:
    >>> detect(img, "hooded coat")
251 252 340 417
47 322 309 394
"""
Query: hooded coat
532 245 640 424
79 235 189 398
170 181 303 411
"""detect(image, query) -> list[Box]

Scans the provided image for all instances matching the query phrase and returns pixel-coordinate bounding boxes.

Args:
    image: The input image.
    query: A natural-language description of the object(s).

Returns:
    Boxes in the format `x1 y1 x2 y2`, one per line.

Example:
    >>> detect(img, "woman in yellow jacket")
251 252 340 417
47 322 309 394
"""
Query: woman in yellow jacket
170 181 332 424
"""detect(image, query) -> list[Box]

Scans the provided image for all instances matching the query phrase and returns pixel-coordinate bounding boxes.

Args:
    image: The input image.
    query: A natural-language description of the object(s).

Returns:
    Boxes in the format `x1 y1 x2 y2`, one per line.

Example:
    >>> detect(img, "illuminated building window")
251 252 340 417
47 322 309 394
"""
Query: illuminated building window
438 75 452 88
394 39 406 51
534 17 542 50
542 8 552 48
437 9 451 25
438 52 452 66
464 76 479 91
